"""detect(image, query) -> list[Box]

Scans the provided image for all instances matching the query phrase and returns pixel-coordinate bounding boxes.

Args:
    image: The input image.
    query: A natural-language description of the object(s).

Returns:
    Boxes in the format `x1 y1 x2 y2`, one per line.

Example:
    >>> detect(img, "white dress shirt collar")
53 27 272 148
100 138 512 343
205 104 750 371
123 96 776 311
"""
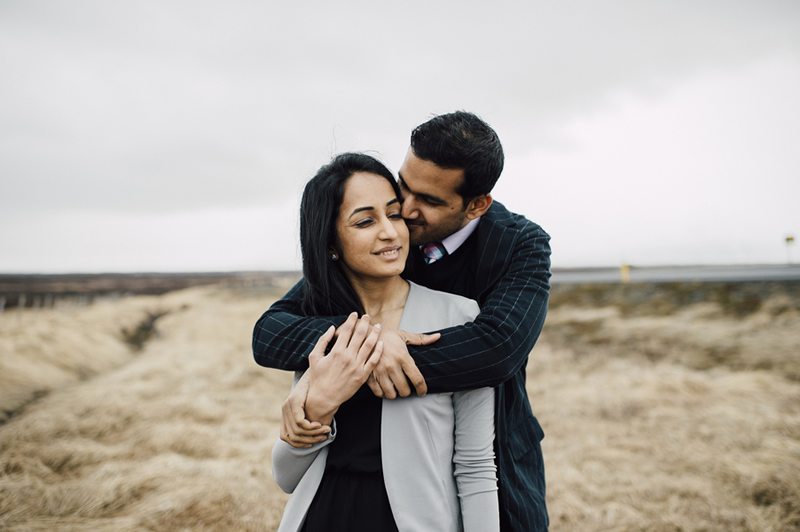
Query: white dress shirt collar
440 216 481 255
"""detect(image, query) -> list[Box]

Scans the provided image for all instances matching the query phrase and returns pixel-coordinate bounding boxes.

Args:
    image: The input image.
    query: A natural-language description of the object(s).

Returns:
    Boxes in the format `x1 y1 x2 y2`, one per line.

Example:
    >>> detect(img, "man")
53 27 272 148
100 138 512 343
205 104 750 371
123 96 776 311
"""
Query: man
253 111 551 531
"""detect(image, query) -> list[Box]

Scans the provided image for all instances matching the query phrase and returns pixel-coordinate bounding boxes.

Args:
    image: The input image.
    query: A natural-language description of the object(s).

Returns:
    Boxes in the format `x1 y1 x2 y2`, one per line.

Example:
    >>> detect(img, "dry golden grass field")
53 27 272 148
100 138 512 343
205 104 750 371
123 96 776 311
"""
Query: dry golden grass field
0 282 798 531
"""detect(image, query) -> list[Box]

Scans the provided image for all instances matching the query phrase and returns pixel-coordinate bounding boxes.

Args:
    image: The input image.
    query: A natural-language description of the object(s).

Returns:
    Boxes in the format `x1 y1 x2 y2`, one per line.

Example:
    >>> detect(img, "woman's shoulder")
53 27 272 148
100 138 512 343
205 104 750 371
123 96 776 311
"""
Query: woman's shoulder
405 282 480 329
407 281 479 313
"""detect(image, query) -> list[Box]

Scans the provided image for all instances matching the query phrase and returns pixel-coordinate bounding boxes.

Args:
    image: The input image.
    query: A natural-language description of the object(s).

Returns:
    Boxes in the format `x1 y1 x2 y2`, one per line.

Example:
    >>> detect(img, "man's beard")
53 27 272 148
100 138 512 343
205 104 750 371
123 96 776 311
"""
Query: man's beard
406 219 463 246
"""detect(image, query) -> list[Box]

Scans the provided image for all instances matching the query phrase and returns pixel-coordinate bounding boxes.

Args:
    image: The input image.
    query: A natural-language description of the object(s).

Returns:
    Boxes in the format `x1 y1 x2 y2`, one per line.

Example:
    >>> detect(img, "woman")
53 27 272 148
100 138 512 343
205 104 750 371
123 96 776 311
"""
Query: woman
272 153 498 532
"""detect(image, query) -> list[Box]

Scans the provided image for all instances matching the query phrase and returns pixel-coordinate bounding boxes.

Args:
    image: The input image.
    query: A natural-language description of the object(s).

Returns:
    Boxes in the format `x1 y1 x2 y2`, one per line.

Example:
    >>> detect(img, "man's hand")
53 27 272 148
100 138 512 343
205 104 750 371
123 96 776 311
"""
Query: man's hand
367 329 440 399
280 370 331 449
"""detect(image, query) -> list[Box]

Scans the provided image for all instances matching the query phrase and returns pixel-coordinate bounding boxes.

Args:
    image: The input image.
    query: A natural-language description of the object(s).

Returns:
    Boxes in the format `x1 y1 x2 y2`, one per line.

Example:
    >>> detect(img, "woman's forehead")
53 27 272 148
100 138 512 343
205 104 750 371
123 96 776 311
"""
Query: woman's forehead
341 172 397 206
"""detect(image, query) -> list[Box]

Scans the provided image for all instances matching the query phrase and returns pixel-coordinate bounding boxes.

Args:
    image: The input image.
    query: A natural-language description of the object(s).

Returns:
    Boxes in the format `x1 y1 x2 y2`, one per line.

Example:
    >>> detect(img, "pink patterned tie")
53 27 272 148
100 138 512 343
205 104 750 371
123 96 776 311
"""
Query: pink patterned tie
422 242 448 264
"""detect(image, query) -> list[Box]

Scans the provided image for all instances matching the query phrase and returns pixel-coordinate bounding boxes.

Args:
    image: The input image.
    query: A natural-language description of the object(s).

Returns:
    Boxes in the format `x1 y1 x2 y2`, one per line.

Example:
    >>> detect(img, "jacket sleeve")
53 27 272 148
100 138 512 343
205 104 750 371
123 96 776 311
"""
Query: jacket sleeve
453 387 499 532
272 422 337 493
252 279 345 371
411 225 551 392
271 372 338 493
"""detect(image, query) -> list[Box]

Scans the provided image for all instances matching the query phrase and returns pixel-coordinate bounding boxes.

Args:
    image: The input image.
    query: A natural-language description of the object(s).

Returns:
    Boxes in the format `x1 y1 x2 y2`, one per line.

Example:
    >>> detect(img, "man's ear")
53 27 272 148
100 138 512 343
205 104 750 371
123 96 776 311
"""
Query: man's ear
465 194 493 220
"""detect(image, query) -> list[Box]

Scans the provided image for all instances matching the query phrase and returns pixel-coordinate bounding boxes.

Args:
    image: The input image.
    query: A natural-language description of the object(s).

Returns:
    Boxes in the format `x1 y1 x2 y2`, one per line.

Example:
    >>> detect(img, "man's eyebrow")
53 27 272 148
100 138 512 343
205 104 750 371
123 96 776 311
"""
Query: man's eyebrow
348 198 400 219
397 175 447 205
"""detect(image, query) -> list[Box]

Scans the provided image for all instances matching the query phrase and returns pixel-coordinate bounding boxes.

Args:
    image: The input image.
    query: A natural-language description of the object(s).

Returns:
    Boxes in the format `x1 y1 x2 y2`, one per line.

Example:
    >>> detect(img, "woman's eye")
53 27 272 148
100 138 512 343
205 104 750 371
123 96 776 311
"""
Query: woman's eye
354 218 374 228
388 212 403 219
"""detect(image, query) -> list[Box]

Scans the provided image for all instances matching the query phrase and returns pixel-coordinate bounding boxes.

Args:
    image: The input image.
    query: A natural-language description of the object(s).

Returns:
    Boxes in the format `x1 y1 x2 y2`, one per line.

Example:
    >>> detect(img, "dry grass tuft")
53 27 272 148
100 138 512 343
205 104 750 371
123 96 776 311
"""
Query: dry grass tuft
1 295 186 423
543 293 800 380
120 310 169 351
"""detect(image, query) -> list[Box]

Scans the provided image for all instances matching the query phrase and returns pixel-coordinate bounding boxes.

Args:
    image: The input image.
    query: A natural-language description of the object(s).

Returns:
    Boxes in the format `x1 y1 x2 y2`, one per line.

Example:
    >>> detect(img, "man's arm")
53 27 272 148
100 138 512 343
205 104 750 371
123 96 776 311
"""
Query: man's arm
252 279 344 371
408 225 550 392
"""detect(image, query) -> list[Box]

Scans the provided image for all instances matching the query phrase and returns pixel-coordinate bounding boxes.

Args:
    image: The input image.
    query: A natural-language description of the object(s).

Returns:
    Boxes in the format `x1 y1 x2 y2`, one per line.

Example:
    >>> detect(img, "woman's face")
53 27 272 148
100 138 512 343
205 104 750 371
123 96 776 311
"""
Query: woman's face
335 172 409 281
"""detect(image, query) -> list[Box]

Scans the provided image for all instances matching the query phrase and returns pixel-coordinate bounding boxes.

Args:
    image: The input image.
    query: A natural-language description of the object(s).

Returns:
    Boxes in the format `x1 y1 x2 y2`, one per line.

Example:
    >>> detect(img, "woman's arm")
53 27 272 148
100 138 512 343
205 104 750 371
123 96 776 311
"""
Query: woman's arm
453 387 499 532
272 423 336 493
271 370 337 493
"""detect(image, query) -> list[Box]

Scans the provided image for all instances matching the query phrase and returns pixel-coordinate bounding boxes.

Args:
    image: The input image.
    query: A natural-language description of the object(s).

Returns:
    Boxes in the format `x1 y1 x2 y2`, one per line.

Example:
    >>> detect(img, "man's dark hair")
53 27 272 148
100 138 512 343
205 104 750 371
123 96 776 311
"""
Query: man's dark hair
410 111 504 201
299 152 402 316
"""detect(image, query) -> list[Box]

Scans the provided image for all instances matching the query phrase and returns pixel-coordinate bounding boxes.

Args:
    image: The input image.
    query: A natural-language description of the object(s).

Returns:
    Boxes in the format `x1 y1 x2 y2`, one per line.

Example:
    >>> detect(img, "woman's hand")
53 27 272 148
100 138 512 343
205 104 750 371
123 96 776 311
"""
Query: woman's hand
280 372 332 448
305 312 384 425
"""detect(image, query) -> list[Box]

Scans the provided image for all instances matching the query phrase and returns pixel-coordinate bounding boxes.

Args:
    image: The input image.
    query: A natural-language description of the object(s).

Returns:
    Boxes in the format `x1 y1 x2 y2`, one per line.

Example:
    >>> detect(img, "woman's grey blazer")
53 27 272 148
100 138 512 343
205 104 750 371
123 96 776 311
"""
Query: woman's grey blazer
272 282 499 532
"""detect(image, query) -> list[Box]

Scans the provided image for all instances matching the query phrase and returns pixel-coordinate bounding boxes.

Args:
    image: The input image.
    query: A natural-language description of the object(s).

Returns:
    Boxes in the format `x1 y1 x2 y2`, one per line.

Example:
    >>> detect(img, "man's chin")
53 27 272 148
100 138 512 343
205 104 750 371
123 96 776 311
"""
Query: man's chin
407 225 426 246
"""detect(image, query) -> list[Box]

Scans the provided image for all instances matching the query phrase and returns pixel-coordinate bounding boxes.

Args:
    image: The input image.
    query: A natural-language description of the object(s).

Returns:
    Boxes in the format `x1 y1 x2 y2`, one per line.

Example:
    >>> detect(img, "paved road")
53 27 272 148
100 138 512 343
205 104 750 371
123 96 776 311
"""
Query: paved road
551 264 800 284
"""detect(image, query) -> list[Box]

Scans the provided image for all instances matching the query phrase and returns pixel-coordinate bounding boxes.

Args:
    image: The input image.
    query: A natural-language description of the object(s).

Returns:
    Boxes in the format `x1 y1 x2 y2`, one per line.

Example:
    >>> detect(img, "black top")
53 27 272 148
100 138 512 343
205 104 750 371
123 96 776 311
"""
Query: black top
300 386 398 532
325 386 382 472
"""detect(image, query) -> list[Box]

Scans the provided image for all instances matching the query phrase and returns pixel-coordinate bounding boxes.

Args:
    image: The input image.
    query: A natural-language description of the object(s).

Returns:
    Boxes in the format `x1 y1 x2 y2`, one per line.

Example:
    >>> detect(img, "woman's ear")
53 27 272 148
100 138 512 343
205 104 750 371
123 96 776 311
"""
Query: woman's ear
465 194 493 220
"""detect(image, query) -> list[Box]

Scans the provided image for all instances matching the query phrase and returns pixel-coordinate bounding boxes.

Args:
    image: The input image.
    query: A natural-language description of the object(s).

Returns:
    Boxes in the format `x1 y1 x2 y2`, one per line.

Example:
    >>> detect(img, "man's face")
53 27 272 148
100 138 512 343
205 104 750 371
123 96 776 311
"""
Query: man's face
397 147 469 246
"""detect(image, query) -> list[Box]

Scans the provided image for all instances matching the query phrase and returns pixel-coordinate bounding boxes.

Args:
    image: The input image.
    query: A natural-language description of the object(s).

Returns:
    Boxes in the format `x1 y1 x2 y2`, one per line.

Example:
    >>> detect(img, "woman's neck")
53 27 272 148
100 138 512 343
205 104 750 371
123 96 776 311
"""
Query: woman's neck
346 275 410 327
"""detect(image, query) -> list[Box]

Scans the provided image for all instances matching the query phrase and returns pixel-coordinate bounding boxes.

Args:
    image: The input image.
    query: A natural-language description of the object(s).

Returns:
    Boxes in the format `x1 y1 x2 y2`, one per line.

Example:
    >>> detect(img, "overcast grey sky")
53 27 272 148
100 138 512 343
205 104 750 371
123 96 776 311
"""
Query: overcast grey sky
1 0 798 272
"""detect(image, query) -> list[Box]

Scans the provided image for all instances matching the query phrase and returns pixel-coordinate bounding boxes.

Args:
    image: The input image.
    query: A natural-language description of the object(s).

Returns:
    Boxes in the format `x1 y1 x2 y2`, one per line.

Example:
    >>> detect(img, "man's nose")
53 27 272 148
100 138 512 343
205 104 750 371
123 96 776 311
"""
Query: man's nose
401 195 418 219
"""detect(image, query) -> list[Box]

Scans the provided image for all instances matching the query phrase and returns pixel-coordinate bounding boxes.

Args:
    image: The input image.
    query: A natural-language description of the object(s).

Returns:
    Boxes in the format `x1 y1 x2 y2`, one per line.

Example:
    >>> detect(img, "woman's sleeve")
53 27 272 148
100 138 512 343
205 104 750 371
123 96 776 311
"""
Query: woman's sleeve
271 421 336 493
270 371 337 493
453 386 499 532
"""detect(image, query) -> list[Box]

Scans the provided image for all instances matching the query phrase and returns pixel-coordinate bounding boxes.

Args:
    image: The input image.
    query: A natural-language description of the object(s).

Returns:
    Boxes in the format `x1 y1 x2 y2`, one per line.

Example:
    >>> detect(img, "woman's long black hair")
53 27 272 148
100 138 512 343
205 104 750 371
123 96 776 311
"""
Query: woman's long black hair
299 153 403 317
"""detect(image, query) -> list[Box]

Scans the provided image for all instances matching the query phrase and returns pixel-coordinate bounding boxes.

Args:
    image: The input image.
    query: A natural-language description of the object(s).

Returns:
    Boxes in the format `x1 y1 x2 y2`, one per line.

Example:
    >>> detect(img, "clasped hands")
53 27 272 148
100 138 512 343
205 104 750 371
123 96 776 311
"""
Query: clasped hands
280 312 440 448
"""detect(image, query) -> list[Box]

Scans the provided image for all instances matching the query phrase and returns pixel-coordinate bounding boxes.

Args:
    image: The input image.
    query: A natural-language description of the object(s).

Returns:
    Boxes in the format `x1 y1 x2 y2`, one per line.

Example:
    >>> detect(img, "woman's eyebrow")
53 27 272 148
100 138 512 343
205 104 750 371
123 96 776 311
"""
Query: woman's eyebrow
348 198 400 219
348 206 375 219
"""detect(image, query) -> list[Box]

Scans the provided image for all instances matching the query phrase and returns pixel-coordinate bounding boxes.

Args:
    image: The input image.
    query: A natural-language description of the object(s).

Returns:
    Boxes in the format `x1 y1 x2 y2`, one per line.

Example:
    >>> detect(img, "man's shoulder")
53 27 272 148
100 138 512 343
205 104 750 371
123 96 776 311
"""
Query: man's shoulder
481 201 549 240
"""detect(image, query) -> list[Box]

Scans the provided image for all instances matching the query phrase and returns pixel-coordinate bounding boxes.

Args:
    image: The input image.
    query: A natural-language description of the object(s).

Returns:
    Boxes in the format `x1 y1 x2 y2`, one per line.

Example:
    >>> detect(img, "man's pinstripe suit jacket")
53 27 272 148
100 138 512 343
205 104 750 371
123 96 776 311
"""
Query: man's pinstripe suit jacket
253 201 551 531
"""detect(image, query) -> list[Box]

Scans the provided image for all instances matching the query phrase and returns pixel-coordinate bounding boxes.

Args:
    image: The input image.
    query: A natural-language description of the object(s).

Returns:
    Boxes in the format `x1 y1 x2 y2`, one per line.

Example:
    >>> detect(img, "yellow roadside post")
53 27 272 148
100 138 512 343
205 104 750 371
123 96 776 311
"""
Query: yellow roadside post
620 263 631 283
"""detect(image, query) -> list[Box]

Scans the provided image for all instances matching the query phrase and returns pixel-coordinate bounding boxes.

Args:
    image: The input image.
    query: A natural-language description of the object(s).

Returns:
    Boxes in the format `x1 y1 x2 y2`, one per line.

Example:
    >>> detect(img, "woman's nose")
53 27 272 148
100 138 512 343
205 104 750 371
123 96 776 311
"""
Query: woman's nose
379 217 399 239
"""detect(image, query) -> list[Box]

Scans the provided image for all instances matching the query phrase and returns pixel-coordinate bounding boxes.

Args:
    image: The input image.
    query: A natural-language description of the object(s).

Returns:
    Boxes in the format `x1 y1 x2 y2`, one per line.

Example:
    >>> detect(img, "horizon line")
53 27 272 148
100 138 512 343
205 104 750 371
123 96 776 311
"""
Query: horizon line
1 262 799 277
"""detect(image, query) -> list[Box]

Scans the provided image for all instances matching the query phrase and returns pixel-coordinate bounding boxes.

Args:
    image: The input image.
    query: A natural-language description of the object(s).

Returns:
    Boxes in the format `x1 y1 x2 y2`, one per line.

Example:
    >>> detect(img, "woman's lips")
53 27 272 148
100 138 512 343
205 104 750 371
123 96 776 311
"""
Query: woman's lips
374 246 402 258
